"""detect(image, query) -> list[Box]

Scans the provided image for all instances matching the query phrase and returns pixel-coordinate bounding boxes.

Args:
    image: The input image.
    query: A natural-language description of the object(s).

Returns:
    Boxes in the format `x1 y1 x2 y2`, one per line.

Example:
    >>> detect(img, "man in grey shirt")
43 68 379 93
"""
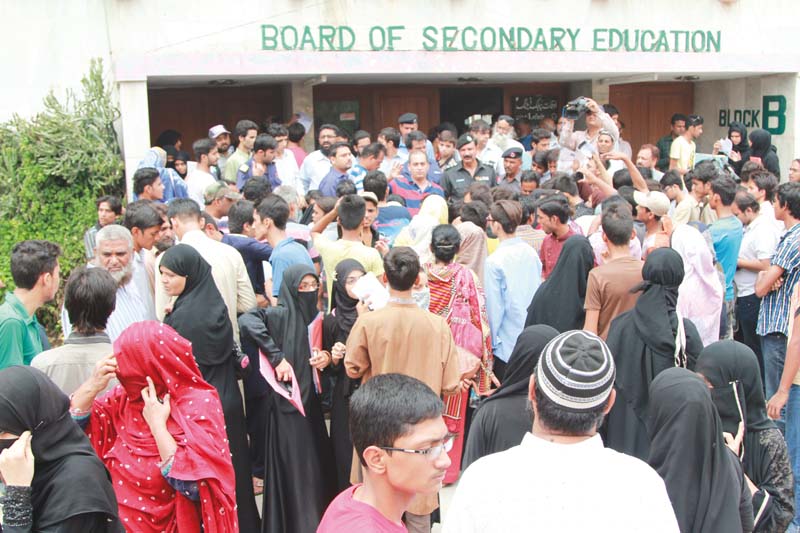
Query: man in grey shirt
33 267 118 395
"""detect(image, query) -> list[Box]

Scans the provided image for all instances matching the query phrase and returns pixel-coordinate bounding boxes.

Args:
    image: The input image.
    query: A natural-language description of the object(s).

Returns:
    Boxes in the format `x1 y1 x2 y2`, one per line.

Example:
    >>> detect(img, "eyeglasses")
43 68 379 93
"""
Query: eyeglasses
298 281 320 291
379 434 456 460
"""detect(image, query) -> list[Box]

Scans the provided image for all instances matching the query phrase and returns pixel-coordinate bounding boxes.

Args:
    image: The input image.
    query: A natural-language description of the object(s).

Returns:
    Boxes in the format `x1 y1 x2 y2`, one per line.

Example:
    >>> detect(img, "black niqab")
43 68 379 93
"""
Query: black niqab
632 247 684 359
240 264 320 413
329 259 364 342
525 236 594 332
604 247 704 460
162 244 234 366
0 366 121 530
696 340 774 434
749 128 781 177
648 368 752 533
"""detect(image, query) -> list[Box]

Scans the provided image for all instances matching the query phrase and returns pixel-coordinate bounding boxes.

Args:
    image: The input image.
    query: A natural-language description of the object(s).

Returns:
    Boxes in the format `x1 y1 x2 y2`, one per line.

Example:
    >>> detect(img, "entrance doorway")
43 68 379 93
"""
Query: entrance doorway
440 87 504 134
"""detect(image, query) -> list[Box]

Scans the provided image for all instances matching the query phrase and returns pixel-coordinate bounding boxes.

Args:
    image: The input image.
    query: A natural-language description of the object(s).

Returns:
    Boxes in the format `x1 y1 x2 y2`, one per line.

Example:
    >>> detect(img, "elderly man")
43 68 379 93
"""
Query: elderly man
62 225 148 342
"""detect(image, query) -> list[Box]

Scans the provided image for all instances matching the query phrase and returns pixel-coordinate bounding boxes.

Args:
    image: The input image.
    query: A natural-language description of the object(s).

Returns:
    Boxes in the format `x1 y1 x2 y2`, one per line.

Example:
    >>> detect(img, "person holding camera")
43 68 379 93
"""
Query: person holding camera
558 97 620 155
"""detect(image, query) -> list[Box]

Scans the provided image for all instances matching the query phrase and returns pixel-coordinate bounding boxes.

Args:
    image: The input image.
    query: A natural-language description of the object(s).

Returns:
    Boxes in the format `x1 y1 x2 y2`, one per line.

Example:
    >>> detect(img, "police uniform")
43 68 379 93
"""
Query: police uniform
440 134 497 200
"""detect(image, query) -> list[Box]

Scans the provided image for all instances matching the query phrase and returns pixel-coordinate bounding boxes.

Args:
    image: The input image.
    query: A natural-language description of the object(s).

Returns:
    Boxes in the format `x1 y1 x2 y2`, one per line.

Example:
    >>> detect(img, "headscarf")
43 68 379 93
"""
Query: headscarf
671 224 723 346
0 366 121 530
330 259 365 341
728 122 749 155
648 368 748 533
394 195 449 264
630 248 683 355
455 221 488 282
86 321 237 532
161 244 234 366
696 340 774 434
165 146 190 179
482 325 558 404
241 264 320 413
525 236 594 332
749 128 773 160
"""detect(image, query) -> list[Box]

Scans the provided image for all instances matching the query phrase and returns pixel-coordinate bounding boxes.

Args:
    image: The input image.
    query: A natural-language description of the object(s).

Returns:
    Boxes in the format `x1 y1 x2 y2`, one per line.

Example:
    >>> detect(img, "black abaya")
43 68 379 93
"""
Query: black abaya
161 244 261 532
696 341 794 532
239 264 337 533
463 325 559 470
322 259 366 491
648 368 754 533
0 366 123 532
604 248 704 461
525 236 594 332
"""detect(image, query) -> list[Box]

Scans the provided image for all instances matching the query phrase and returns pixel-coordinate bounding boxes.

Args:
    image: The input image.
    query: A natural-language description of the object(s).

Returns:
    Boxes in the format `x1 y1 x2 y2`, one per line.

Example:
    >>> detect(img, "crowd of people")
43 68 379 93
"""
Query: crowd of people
2 99 800 532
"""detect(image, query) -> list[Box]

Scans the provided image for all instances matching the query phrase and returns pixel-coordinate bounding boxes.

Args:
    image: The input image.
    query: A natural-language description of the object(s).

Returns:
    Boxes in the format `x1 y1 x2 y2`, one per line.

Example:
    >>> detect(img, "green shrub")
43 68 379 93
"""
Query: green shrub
0 59 125 342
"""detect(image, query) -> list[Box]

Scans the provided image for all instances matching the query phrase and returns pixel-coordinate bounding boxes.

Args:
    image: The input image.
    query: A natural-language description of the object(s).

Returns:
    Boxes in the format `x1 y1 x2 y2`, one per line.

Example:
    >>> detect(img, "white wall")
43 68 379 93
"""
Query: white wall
694 74 798 179
1 0 112 122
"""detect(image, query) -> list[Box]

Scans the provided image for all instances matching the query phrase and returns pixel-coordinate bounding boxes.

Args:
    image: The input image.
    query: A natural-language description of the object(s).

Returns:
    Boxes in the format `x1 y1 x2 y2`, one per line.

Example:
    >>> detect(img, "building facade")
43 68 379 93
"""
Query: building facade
7 0 800 193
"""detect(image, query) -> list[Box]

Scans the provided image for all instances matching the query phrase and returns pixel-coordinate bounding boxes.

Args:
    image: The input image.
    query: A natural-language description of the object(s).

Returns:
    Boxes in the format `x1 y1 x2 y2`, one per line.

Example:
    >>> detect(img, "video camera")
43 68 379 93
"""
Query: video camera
562 97 590 120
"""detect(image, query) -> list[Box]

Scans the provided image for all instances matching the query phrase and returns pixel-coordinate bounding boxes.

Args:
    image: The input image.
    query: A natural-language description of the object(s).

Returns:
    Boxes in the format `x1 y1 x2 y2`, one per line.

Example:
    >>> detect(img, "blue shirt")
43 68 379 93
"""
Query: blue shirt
347 164 367 192
376 205 412 245
318 167 351 197
222 234 273 295
270 237 314 297
483 238 543 362
519 133 533 151
758 222 800 336
709 215 743 302
236 158 280 191
398 138 436 164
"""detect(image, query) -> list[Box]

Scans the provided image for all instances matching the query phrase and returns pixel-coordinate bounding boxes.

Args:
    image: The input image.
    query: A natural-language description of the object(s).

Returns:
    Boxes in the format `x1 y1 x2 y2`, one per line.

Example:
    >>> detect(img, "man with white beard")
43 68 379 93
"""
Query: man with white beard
61 225 148 342
485 115 524 179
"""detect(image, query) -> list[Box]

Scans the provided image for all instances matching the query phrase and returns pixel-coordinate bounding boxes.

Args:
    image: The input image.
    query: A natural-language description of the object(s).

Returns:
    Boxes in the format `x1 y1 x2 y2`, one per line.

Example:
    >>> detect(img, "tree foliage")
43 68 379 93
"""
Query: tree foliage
0 59 125 340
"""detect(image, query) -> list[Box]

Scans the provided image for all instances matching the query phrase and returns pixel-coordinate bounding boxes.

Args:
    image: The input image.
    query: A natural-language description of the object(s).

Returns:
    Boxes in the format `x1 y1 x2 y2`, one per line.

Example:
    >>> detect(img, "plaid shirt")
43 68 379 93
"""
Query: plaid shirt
757 222 800 336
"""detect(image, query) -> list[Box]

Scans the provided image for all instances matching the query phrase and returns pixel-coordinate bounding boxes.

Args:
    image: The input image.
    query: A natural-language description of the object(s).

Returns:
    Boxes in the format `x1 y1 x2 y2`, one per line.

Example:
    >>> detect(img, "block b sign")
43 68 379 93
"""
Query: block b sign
719 95 786 135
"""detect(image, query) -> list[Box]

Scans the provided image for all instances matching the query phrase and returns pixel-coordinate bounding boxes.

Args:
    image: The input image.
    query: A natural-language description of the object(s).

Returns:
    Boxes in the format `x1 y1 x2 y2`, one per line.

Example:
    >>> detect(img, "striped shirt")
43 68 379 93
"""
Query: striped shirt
388 176 445 216
757 222 800 336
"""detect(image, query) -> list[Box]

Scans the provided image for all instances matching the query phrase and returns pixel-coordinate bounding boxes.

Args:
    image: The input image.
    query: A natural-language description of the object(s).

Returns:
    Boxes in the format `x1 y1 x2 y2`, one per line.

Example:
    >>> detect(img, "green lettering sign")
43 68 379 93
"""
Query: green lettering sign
258 25 722 53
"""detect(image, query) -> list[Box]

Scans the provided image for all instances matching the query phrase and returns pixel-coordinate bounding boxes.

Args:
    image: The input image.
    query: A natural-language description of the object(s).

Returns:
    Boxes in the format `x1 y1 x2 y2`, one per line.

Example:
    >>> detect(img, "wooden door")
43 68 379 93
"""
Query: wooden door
609 82 694 154
373 87 440 136
148 85 284 150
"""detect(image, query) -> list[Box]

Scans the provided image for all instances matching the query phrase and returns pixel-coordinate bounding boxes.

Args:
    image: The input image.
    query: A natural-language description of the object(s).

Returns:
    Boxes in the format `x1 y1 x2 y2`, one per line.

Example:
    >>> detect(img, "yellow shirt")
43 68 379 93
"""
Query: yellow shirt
312 235 384 309
669 135 696 172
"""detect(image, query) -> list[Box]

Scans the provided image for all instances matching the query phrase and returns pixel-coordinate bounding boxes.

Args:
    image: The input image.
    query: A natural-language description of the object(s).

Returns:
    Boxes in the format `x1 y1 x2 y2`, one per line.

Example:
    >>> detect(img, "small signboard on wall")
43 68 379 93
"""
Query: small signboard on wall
314 100 360 136
511 95 560 124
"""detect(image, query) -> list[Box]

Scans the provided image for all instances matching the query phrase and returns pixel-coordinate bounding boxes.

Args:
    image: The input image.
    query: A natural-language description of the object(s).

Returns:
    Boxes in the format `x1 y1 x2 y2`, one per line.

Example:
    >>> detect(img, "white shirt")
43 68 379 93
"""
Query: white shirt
735 214 779 297
759 200 786 234
155 230 257 343
484 138 524 178
299 149 332 194
275 150 300 191
185 169 216 208
444 432 679 533
131 249 156 320
62 280 148 343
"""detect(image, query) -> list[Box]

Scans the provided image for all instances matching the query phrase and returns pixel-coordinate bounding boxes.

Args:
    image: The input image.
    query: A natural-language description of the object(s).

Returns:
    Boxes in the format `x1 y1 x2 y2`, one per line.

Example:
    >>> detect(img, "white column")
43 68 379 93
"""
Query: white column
117 80 150 200
288 81 315 153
